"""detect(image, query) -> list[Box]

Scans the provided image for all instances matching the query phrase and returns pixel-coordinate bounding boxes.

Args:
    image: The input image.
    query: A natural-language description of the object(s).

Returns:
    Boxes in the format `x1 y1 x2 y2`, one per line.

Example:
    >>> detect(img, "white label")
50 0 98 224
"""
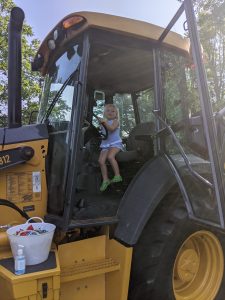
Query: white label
32 172 41 193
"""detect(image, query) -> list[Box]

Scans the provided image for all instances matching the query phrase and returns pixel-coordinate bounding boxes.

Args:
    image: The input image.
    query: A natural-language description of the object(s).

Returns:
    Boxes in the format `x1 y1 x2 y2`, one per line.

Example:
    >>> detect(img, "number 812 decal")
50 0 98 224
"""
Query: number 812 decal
0 155 11 165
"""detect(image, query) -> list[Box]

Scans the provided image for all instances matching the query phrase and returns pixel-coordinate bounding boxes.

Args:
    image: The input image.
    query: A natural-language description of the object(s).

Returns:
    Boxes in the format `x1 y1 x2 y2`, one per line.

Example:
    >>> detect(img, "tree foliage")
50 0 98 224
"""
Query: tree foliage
196 0 225 110
178 0 225 111
0 0 41 126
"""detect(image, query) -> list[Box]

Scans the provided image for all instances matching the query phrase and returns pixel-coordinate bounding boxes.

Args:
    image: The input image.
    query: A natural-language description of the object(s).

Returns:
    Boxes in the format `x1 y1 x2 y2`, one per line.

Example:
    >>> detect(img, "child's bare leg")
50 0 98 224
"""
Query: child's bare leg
98 149 109 181
107 147 121 176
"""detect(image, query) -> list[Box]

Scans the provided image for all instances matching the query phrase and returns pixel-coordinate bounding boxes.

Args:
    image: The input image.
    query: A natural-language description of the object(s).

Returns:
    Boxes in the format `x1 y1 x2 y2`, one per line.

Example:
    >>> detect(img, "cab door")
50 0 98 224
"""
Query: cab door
153 0 225 229
38 35 89 228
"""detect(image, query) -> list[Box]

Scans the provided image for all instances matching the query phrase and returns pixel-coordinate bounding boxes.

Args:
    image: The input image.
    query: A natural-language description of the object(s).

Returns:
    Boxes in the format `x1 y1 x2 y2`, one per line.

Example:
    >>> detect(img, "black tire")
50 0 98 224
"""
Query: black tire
128 189 225 300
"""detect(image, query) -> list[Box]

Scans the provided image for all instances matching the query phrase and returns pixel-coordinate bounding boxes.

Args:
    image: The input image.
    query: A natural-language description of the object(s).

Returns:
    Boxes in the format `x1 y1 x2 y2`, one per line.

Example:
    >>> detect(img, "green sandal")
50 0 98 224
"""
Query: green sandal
100 180 110 192
111 175 123 183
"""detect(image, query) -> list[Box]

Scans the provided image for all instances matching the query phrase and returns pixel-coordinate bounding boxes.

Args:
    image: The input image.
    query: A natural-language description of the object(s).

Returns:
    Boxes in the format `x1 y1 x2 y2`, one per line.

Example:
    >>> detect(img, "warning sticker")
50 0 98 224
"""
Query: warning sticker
6 172 41 203
32 172 41 193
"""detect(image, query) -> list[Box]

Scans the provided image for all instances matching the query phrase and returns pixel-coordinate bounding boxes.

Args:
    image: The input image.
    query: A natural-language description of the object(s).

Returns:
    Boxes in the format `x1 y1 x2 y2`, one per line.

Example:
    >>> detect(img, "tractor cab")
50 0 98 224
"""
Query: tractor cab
37 28 157 226
34 5 225 233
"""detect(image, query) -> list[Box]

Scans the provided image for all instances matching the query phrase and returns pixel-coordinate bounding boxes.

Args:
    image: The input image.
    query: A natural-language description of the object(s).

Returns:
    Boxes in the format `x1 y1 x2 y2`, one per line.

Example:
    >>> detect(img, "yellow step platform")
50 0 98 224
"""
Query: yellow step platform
0 235 132 300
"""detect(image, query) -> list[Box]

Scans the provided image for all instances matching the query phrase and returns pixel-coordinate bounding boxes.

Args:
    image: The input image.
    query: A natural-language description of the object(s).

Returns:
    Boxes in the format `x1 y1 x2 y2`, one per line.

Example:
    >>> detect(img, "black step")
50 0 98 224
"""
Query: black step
68 216 119 229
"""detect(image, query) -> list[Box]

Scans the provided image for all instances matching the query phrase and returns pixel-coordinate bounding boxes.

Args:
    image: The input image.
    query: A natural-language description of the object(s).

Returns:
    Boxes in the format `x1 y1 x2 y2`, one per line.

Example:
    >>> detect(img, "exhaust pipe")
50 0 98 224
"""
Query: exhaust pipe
8 7 25 128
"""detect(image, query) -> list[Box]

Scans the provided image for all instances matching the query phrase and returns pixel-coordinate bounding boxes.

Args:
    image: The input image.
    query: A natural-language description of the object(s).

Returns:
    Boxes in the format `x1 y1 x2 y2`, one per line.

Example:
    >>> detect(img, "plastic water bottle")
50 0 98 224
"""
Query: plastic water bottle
14 245 26 275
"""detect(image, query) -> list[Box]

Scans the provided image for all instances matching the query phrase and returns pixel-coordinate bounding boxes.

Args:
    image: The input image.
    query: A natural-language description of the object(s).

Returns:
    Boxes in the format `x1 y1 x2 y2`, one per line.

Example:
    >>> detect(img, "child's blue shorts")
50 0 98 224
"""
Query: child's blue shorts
101 142 123 151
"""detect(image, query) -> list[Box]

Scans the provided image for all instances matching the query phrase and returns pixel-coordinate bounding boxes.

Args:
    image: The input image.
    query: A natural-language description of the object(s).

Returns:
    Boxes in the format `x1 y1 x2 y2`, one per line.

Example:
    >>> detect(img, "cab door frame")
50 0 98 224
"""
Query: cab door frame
154 0 225 228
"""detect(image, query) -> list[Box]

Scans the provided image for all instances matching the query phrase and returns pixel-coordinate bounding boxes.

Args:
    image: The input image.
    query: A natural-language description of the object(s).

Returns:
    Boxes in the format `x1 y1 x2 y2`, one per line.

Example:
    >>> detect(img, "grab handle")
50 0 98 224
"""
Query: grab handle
25 217 44 224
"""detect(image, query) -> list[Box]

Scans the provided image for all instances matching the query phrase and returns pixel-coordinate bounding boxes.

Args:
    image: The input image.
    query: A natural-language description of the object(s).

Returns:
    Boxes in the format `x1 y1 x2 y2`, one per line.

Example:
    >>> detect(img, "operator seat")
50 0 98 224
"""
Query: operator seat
116 122 155 162
76 122 155 193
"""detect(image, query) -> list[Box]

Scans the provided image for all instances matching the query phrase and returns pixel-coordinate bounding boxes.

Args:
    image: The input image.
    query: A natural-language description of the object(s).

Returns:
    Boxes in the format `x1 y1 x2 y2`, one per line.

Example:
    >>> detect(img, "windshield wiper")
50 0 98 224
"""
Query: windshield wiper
41 69 78 123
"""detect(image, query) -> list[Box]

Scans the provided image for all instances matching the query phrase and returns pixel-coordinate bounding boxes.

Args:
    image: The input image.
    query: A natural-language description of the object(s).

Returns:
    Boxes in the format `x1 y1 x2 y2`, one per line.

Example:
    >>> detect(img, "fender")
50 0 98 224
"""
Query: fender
1 124 48 145
115 155 176 246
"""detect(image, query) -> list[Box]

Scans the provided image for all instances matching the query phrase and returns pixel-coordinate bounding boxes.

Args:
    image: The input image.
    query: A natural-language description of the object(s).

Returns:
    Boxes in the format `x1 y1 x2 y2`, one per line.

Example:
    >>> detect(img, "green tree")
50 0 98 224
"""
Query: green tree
196 0 225 110
178 0 225 111
0 0 41 126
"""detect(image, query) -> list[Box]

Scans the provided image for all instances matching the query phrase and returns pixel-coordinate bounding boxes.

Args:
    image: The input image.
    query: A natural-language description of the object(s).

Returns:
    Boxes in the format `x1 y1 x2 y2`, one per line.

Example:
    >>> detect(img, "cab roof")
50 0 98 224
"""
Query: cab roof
36 11 189 74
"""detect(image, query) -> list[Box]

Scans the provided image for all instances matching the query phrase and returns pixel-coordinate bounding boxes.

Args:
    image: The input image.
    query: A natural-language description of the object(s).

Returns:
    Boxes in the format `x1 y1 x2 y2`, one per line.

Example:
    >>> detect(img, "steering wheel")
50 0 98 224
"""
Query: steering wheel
84 114 108 142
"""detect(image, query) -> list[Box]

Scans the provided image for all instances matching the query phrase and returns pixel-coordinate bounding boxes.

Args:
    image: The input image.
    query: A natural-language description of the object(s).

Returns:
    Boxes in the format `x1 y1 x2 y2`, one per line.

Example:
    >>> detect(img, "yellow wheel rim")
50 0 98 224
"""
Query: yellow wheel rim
173 230 224 300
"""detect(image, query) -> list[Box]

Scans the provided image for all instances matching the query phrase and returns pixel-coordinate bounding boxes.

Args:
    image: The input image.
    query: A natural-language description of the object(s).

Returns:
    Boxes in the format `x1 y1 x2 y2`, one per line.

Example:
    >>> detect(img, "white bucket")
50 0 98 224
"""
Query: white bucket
7 217 56 265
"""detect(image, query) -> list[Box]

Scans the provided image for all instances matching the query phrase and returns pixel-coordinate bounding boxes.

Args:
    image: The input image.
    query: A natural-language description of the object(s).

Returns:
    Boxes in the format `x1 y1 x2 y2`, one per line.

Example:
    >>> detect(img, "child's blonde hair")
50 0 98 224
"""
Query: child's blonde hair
103 104 119 120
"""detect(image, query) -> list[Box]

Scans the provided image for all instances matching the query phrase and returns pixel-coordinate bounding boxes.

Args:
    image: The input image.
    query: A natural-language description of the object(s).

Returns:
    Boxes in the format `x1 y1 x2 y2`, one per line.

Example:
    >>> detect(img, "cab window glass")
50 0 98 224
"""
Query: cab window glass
114 94 136 138
38 43 81 124
137 88 154 123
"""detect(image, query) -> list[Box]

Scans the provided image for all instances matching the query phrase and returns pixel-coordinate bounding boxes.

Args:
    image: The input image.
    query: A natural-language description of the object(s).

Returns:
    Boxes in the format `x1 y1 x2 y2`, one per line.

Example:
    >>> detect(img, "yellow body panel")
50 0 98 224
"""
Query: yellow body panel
0 140 48 226
0 236 132 300
58 235 132 300
60 275 105 300
106 239 132 300
0 250 60 300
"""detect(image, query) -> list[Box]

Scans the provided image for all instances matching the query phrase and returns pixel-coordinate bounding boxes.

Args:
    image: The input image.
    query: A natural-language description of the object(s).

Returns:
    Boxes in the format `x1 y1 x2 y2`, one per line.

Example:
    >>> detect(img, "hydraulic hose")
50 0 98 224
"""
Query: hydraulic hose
0 199 31 247
0 199 30 220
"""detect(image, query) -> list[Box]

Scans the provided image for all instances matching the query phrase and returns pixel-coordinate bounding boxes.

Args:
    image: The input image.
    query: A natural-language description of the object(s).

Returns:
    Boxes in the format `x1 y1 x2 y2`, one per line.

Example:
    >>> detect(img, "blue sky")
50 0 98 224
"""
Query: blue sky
14 0 186 41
